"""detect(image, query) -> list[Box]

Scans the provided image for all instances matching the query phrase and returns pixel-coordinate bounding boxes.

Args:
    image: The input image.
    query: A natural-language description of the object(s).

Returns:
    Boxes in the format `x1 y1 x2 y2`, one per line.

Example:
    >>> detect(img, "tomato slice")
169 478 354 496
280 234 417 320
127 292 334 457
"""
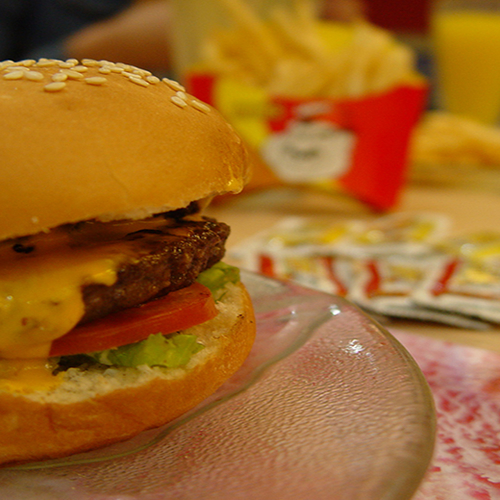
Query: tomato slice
50 282 218 357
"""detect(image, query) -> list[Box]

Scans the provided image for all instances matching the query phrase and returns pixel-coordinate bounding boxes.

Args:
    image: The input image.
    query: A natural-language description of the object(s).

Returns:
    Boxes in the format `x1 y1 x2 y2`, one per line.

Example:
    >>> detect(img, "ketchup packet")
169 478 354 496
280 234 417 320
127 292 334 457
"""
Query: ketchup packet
228 218 356 296
332 212 450 258
413 256 500 325
438 231 500 273
349 256 489 329
248 252 352 297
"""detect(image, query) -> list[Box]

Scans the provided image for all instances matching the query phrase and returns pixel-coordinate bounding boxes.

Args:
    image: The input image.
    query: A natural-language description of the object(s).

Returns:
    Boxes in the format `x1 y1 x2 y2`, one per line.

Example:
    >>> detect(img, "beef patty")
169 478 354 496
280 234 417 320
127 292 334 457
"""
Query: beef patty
78 215 230 324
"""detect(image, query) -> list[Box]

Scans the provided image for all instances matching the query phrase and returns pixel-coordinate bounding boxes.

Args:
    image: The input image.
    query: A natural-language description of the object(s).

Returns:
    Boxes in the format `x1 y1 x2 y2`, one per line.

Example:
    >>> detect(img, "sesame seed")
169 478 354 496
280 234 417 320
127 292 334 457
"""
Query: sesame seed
65 58 79 65
4 66 30 73
85 76 107 85
109 66 124 73
3 70 24 80
72 65 89 72
146 75 160 84
4 66 29 73
51 72 68 82
18 59 36 67
98 66 112 74
132 68 152 77
162 78 185 92
61 69 84 79
116 62 132 71
171 95 188 108
191 99 211 113
176 90 188 100
25 71 44 81
82 59 100 67
36 59 57 67
44 81 66 92
0 60 14 70
129 76 149 87
57 61 75 68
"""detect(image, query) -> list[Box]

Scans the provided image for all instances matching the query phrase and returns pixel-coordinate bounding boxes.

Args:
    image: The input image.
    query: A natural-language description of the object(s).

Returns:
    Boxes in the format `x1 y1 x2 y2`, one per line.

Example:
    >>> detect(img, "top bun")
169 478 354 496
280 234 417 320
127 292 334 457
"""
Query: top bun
0 58 250 241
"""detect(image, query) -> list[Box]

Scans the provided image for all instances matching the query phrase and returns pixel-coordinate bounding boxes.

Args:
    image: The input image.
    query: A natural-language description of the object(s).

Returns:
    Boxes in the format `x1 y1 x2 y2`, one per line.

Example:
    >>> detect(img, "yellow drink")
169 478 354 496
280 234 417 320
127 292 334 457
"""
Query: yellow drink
432 10 500 124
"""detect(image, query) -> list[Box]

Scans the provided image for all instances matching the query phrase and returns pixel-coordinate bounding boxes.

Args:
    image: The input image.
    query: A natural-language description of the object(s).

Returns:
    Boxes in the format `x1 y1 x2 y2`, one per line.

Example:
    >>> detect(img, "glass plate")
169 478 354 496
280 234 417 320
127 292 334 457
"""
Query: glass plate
0 271 435 500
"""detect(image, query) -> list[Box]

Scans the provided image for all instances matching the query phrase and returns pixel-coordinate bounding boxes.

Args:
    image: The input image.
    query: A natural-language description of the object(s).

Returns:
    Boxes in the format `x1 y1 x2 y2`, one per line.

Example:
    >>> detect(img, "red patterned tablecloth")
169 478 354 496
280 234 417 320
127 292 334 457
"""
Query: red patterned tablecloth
393 331 500 500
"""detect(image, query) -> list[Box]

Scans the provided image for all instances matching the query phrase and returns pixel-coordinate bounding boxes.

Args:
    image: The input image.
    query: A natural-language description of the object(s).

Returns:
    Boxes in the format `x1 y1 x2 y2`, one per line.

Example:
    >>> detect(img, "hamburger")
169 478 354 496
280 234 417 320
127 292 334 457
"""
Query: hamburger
0 58 255 466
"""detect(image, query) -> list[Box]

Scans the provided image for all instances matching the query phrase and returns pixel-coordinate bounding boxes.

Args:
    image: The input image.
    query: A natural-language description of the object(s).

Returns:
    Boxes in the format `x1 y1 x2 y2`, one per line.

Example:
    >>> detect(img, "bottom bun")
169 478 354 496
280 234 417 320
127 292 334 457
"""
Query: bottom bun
0 282 256 466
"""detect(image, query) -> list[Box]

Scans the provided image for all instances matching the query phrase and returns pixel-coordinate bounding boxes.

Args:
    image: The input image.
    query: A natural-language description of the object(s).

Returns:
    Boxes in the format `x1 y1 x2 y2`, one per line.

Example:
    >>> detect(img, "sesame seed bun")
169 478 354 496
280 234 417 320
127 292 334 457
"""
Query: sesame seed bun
0 58 250 241
0 283 255 467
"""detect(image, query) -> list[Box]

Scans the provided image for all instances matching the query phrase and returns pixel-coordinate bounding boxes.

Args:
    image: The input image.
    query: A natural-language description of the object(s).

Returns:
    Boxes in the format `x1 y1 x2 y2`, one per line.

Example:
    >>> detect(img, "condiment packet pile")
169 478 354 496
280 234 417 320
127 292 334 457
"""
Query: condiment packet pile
230 213 500 329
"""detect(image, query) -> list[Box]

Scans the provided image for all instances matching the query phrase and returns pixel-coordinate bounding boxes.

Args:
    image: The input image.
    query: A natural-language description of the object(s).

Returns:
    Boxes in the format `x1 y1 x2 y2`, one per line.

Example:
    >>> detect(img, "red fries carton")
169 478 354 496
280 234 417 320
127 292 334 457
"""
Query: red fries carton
188 74 427 210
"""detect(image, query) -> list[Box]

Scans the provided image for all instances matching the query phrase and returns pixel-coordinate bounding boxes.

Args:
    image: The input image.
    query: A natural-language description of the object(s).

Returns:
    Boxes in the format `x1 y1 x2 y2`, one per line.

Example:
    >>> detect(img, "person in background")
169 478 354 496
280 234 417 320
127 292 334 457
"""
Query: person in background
0 0 172 74
0 0 364 75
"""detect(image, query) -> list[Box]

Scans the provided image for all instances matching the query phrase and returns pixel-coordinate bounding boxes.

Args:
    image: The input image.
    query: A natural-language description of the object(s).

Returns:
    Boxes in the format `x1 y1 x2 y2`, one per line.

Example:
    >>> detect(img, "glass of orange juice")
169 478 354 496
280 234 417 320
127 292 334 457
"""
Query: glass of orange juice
431 0 500 125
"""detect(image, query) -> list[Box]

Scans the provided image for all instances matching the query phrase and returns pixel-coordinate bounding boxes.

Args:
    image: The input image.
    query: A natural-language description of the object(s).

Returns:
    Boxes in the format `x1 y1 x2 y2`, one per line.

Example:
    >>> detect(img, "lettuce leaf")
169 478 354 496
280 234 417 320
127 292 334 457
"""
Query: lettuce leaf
88 333 204 368
196 261 240 300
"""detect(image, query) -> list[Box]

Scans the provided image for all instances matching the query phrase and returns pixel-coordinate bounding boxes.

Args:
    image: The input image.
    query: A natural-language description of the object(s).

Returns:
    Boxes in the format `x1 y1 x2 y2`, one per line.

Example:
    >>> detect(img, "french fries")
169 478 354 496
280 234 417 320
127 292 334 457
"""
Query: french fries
200 0 422 98
411 112 500 166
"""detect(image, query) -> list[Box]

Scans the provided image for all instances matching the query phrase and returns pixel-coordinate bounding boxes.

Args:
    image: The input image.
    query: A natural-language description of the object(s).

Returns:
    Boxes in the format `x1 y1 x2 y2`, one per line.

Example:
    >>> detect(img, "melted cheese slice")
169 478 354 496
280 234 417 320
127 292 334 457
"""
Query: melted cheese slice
0 244 127 392
0 216 186 392
0 244 126 360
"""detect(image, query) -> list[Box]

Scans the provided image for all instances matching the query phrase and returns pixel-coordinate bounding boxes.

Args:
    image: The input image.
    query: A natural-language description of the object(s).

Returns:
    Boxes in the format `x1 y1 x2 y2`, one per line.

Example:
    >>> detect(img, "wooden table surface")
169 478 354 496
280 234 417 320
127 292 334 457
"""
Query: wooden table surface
206 182 500 353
